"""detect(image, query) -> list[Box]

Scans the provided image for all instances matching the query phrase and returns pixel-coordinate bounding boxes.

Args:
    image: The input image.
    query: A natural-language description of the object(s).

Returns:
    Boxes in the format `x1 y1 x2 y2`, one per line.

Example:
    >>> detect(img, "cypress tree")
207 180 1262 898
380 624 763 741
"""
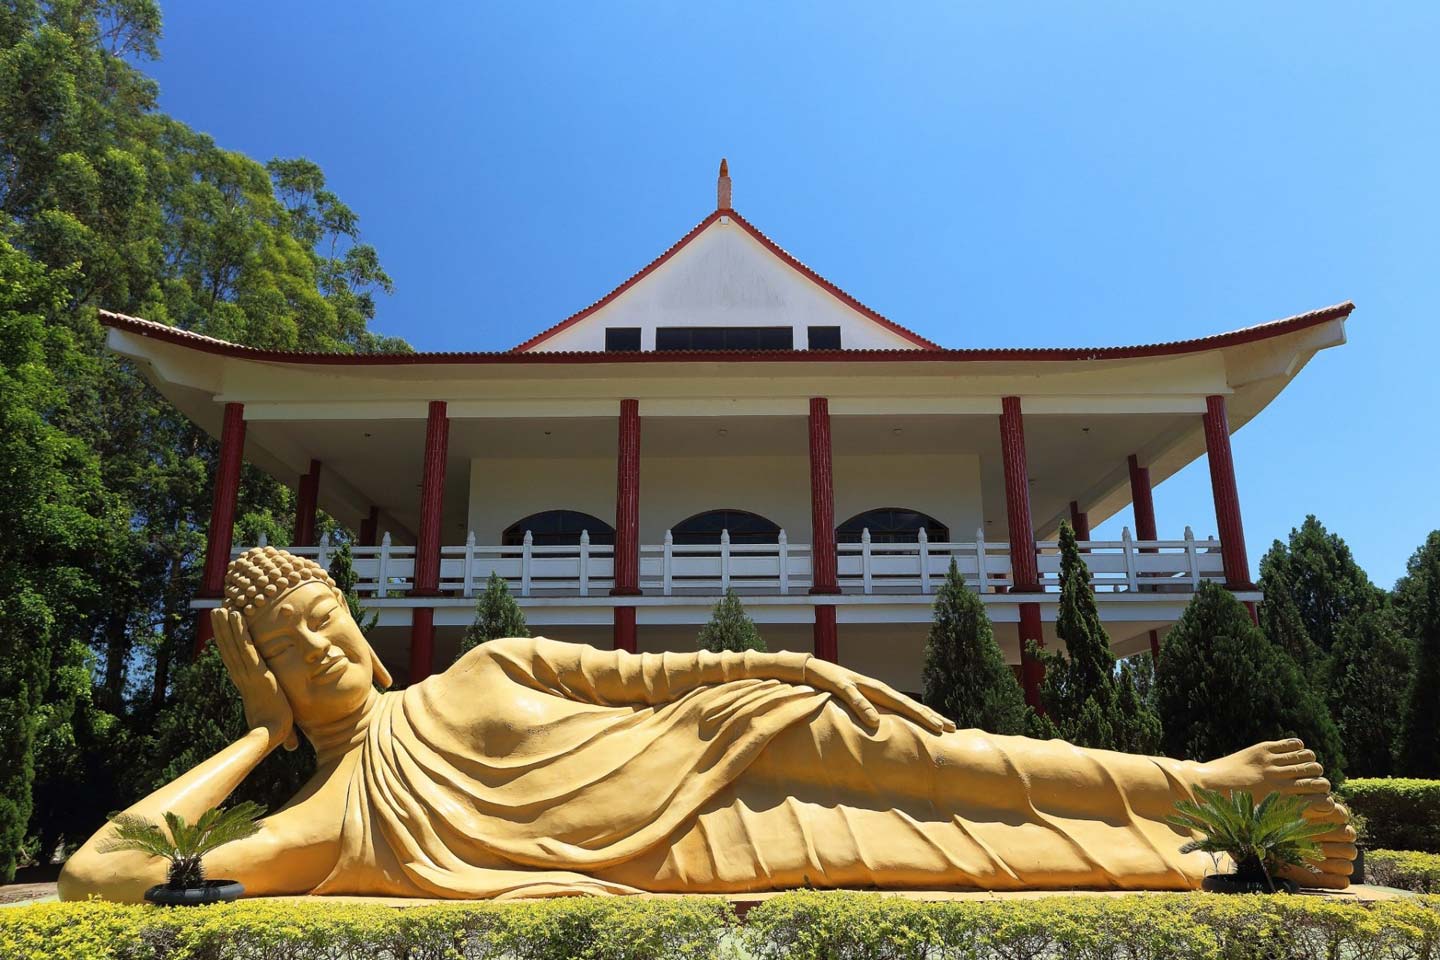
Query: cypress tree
1036 523 1161 752
1257 565 1323 671
1326 609 1411 776
698 590 766 653
1156 581 1344 773
328 542 378 634
1260 517 1407 775
1396 532 1440 776
456 572 529 660
921 559 1029 734
1259 517 1386 656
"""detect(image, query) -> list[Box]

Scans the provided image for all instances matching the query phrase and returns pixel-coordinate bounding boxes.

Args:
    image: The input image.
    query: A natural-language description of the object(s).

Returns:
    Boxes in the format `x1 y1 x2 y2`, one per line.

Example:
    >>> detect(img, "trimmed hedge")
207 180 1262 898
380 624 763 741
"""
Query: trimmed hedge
2 892 1439 960
1341 778 1440 853
1371 849 1440 894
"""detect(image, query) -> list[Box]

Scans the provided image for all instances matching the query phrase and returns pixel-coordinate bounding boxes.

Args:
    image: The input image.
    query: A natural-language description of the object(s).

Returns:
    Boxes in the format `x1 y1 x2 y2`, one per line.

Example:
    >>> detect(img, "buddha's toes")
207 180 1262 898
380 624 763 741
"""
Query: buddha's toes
1193 738 1356 889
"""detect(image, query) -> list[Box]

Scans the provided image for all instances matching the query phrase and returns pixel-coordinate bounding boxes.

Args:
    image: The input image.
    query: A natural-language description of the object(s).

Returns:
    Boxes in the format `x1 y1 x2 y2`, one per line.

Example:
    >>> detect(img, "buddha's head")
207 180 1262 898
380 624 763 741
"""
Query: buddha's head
223 547 392 729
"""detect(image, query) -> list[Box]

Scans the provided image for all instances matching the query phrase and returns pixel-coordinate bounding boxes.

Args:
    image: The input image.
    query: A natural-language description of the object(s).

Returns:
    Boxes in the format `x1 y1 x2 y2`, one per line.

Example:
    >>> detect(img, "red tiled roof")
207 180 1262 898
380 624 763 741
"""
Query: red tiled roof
99 301 1354 366
511 208 944 352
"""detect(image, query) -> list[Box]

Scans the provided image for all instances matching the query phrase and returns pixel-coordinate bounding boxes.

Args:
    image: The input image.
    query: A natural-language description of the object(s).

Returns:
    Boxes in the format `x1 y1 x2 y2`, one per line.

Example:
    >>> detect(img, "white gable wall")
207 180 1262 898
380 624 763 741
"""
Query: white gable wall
528 219 925 352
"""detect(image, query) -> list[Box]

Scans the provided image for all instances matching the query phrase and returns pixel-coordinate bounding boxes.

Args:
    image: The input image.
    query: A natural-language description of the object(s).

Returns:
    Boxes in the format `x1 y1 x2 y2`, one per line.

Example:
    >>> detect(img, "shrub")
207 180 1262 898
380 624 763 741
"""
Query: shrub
1368 849 1440 893
1339 778 1440 853
697 589 765 653
740 891 1440 960
457 572 529 661
3 893 1440 960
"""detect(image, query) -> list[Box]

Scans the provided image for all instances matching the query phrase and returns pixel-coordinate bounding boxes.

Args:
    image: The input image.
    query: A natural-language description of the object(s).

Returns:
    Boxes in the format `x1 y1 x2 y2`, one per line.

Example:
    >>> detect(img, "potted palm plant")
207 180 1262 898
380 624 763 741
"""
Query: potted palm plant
101 802 264 905
1167 787 1330 894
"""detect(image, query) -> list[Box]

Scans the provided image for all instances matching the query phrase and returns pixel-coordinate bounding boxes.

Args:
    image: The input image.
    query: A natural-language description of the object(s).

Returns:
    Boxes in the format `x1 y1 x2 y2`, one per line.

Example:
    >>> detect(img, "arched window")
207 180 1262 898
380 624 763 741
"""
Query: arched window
836 508 949 544
502 510 615 547
671 509 781 545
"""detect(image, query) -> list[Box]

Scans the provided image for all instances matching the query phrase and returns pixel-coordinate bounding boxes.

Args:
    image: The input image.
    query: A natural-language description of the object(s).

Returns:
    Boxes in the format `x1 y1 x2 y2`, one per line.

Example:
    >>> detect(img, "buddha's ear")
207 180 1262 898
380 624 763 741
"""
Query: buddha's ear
371 650 394 690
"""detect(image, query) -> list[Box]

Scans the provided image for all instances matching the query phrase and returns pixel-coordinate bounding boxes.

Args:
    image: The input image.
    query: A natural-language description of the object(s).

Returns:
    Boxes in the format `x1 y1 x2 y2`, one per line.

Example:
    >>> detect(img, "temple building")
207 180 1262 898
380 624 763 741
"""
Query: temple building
100 161 1352 702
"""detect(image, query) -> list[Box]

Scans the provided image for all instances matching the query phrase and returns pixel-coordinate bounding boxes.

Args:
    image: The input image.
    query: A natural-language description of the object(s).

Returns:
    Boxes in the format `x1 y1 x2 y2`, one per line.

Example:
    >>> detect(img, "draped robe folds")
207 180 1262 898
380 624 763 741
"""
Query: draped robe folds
312 638 1205 899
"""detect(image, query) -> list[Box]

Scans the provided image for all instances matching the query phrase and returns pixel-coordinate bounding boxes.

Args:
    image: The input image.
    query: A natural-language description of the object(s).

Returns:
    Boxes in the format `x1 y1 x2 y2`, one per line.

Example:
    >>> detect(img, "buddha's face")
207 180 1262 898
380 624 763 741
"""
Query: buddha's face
246 580 376 727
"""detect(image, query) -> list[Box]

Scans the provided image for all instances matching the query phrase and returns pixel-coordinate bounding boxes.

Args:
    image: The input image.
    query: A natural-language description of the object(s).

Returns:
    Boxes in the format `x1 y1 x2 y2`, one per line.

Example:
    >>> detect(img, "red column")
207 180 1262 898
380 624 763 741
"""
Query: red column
1149 630 1162 664
358 506 380 548
611 399 641 651
613 606 637 653
1127 454 1157 545
292 459 322 547
612 399 641 596
409 401 449 683
1203 395 1253 589
1068 500 1091 542
999 396 1044 708
814 606 838 663
194 402 246 656
808 398 840 658
808 398 839 594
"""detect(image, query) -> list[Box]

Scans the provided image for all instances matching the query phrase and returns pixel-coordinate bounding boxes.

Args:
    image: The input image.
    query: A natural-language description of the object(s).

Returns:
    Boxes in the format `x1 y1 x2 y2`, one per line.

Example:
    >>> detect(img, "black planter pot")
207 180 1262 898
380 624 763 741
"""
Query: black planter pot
1201 873 1299 895
1352 846 1365 885
144 880 245 906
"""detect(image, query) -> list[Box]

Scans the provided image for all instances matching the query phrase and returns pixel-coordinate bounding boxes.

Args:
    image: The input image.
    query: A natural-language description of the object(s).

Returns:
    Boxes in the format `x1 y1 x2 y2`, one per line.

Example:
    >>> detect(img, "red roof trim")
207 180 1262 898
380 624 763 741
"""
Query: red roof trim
511 207 942 352
101 302 1354 366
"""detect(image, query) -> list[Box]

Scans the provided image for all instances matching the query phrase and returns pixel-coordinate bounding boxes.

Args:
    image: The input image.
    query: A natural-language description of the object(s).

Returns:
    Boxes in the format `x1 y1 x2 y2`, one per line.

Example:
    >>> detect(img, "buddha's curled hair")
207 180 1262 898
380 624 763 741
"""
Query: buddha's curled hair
224 546 338 619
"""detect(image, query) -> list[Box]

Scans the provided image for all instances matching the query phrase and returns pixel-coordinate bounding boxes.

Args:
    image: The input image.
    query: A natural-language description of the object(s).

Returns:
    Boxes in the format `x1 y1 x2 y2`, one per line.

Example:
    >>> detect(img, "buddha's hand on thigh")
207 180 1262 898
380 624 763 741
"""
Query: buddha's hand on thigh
800 659 955 735
212 608 297 752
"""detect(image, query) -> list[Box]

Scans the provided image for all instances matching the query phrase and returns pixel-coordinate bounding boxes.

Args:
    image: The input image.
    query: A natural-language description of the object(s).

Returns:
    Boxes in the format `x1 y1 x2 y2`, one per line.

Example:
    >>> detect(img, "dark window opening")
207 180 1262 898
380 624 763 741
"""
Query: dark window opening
807 325 842 350
836 508 949 544
502 510 616 547
671 509 782 545
655 326 794 352
605 327 641 352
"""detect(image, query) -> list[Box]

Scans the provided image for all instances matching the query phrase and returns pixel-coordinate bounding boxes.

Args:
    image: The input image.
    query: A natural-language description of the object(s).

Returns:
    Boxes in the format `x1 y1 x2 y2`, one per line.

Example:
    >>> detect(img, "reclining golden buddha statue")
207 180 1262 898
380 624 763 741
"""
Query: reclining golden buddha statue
60 547 1355 902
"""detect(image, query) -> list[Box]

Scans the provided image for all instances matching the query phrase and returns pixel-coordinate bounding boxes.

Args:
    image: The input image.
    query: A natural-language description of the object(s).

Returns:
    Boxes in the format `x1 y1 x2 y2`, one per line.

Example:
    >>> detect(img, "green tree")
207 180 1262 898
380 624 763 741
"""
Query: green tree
697 590 766 653
921 559 1028 734
1325 609 1411 777
1156 582 1344 775
1258 517 1386 657
0 241 110 879
457 573 529 660
0 0 408 869
1259 517 1407 776
1396 532 1440 776
1034 523 1161 753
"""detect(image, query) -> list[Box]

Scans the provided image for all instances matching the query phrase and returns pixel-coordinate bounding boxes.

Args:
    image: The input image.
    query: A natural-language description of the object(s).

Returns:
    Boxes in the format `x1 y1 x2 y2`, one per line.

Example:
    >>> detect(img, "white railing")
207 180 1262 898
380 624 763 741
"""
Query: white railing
231 525 1223 599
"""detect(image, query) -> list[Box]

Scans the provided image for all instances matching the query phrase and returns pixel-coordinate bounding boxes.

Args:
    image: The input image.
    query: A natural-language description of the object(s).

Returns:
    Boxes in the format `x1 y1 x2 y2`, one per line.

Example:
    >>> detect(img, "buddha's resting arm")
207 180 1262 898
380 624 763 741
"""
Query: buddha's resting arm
485 636 954 733
57 726 278 902
58 610 303 902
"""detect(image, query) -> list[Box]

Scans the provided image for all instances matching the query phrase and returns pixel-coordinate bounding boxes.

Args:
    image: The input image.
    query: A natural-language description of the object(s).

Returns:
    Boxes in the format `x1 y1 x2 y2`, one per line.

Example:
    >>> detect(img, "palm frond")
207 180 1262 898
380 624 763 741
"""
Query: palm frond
1167 787 1329 878
98 803 266 880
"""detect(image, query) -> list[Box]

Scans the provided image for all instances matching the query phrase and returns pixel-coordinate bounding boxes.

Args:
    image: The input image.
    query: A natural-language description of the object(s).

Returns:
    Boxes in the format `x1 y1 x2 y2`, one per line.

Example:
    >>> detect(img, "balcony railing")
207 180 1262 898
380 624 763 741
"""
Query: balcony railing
234 525 1224 600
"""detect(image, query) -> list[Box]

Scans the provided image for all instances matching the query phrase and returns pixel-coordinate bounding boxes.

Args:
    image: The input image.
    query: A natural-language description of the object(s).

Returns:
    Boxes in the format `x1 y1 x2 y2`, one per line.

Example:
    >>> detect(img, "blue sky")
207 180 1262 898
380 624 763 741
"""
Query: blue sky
145 2 1437 588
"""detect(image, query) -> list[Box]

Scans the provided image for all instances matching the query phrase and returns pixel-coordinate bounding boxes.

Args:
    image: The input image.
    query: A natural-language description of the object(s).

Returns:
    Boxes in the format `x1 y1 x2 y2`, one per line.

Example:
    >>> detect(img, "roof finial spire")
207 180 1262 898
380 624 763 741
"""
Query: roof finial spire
717 158 732 211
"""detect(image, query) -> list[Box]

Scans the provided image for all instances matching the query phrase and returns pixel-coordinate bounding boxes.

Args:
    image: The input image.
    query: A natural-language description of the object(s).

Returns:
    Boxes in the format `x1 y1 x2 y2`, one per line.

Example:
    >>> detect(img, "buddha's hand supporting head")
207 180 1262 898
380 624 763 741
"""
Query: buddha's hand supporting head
216 547 392 746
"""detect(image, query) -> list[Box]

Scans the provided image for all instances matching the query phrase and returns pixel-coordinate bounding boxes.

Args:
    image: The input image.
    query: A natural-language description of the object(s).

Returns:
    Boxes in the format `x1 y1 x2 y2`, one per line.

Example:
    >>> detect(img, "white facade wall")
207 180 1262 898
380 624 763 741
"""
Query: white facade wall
528 221 922 352
466 452 984 547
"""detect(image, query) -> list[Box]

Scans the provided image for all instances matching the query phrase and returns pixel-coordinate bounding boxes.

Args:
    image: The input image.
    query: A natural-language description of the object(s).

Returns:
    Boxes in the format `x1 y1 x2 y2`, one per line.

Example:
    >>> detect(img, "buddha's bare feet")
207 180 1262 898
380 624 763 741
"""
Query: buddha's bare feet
1190 739 1356 890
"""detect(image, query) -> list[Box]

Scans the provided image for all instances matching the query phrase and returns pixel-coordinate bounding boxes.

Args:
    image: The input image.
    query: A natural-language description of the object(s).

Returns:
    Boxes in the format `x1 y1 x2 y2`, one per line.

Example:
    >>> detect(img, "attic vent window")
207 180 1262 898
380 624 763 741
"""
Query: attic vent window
655 327 794 351
807 326 841 350
605 327 641 352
